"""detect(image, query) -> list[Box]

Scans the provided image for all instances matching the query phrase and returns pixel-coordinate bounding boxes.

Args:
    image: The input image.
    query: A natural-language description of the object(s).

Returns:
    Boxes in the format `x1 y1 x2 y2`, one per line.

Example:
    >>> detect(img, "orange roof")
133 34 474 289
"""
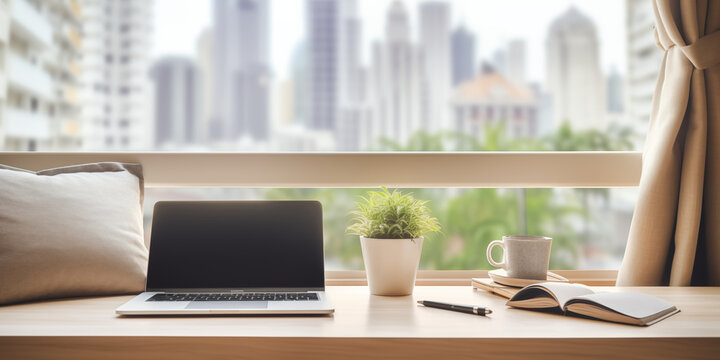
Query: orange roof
454 72 535 101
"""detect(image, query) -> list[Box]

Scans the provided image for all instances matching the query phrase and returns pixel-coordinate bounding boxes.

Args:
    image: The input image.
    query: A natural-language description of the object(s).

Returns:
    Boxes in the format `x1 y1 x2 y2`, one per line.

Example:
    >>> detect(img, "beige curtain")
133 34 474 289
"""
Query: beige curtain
617 0 720 286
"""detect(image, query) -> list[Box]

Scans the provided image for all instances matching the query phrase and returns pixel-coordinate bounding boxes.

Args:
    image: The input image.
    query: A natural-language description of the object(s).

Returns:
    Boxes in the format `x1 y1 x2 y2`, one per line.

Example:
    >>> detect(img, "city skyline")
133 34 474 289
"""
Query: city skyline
1 0 642 152
153 0 627 83
0 0 655 271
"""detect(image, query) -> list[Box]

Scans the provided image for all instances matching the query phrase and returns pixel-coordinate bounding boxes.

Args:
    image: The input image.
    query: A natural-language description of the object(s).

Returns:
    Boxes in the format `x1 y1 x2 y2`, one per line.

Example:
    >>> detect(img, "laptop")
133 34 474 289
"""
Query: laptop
116 200 334 315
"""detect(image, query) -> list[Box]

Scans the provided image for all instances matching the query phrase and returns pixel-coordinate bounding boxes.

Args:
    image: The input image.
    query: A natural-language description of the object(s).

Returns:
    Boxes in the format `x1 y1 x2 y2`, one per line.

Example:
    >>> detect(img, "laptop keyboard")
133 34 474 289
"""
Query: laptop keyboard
146 292 319 302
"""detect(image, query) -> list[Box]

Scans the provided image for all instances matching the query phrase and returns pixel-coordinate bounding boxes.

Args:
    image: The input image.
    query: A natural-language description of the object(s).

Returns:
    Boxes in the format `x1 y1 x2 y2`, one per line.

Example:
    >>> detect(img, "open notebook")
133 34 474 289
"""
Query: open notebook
506 282 679 326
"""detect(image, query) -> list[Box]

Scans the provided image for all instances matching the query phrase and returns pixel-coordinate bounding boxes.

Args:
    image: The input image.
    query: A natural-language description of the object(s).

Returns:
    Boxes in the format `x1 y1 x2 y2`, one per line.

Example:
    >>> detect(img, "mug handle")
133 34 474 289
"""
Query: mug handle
486 240 506 269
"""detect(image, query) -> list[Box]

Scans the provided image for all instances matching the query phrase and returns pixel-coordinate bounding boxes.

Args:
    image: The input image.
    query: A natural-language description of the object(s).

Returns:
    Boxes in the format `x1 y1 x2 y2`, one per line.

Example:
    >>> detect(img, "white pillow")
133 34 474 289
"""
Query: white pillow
0 162 148 305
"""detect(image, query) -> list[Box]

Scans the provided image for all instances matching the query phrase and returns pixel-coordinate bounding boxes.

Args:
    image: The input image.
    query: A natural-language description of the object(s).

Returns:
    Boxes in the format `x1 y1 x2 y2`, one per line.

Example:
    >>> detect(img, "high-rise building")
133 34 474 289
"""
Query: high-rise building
507 39 526 86
492 49 507 76
150 57 200 148
546 6 605 130
80 0 153 150
336 66 373 151
272 78 295 128
1 0 83 151
419 1 451 132
290 41 309 127
195 27 213 145
337 0 361 107
306 0 361 132
47 0 84 150
212 0 270 142
369 1 426 145
607 66 624 113
626 0 663 134
451 25 476 86
306 0 338 131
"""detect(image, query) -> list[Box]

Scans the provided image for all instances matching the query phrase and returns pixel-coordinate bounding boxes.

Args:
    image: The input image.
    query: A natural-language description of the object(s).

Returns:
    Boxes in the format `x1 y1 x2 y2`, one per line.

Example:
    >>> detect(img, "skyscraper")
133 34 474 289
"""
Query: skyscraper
306 0 361 132
338 0 361 107
419 1 451 132
507 39 527 86
546 7 605 130
307 0 339 131
212 0 270 142
195 27 213 145
290 42 309 127
1 0 84 150
369 1 425 144
492 49 508 76
451 25 476 86
607 66 624 114
80 0 153 150
150 57 200 148
626 0 663 133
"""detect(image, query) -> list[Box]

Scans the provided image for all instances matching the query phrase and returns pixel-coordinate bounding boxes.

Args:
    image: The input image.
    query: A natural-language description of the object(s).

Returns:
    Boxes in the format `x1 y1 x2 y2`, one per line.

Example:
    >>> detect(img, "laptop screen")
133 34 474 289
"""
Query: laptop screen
146 201 326 290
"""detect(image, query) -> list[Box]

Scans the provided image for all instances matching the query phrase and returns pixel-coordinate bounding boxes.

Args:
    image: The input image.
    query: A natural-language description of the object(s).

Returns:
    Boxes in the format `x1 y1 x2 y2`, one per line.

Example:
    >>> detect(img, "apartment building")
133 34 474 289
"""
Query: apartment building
79 0 153 150
626 0 663 139
546 6 605 131
1 0 82 150
419 1 451 133
212 0 270 143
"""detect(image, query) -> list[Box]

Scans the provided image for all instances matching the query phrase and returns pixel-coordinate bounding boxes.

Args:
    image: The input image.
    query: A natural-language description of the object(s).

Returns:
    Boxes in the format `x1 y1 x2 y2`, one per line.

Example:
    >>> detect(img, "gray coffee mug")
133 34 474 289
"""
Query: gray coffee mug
486 235 552 280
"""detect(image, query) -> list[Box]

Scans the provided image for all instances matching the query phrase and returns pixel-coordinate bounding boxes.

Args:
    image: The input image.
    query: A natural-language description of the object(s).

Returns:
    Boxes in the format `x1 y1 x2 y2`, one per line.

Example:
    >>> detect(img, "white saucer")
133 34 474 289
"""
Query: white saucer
488 269 569 288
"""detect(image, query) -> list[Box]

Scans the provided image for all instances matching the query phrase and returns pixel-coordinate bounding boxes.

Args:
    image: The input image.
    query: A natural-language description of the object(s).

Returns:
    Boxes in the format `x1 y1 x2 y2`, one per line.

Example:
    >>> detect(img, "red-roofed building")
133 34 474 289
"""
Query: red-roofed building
451 68 539 140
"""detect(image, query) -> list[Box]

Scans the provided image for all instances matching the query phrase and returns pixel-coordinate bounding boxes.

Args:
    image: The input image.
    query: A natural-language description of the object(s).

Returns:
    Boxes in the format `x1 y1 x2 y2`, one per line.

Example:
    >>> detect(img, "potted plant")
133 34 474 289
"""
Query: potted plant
347 187 440 295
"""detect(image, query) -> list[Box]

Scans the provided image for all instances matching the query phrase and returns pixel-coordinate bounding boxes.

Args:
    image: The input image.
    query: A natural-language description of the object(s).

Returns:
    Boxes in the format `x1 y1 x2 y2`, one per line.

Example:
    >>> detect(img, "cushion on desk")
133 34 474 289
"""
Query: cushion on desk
0 162 148 305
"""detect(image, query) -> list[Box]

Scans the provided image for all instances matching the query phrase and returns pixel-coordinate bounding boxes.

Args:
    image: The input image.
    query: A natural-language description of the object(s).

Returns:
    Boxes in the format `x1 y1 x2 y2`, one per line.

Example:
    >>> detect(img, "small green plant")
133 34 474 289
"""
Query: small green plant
347 187 441 239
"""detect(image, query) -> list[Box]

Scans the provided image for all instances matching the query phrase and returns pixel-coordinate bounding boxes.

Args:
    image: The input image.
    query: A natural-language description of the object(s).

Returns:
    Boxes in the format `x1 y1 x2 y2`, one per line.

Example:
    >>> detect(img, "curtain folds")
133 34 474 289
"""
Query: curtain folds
617 0 720 286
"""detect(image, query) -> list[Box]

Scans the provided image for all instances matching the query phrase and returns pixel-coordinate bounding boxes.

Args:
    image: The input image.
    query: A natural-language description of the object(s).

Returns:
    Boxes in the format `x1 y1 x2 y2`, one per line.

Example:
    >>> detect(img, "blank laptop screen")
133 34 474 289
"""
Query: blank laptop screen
146 201 325 290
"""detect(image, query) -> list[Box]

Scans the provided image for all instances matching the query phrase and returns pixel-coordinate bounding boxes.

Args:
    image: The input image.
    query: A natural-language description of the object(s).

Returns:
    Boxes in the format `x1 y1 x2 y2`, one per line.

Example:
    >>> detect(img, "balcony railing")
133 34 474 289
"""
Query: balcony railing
0 73 6 99
7 51 54 99
10 0 52 48
4 107 50 139
0 1 9 43
67 0 82 19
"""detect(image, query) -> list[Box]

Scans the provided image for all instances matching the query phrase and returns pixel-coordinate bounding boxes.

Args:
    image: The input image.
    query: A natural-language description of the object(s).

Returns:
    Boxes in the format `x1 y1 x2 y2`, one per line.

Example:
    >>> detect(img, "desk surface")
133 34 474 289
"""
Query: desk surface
1 286 719 359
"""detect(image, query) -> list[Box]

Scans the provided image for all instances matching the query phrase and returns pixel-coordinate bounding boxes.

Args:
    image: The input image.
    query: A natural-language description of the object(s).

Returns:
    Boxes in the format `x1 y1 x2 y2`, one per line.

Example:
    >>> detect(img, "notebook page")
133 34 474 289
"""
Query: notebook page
569 292 675 319
533 282 595 308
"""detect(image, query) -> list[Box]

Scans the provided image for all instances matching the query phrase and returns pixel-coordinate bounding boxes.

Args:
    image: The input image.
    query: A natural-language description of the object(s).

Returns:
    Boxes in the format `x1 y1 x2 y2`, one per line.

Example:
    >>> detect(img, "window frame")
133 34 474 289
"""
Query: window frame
0 151 641 187
0 151 640 282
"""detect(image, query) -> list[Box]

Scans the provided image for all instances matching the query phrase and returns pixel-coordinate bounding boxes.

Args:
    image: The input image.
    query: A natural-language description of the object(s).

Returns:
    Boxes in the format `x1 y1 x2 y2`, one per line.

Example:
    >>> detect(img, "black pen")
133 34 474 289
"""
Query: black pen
417 300 492 316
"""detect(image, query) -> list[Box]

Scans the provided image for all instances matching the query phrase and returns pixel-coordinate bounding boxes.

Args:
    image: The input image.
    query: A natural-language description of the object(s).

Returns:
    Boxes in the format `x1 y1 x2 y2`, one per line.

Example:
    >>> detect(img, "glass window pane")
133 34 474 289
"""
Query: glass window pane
143 187 637 270
1 0 659 152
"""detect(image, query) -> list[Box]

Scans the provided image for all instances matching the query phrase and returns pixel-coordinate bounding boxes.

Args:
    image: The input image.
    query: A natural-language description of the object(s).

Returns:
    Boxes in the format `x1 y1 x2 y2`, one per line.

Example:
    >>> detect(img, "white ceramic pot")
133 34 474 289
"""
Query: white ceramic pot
360 236 424 296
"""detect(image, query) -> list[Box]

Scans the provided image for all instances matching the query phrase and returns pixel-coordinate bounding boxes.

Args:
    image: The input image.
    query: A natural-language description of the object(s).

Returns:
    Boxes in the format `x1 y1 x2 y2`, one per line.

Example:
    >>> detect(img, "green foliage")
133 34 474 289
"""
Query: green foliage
264 121 635 270
378 122 637 152
347 187 441 239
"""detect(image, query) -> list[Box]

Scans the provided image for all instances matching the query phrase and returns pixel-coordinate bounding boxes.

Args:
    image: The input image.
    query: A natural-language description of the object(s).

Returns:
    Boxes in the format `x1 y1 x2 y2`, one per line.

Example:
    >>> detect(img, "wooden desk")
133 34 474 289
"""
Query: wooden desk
1 286 718 359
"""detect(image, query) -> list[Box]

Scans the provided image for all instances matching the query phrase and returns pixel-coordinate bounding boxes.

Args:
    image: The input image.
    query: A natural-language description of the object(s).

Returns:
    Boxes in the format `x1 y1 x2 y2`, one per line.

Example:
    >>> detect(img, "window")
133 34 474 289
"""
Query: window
139 186 636 270
0 0 656 272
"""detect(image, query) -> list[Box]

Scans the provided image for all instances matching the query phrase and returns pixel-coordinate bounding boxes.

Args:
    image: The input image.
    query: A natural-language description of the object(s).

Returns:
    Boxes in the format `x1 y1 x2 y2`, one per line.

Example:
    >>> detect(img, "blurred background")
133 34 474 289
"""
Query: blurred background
0 0 661 270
